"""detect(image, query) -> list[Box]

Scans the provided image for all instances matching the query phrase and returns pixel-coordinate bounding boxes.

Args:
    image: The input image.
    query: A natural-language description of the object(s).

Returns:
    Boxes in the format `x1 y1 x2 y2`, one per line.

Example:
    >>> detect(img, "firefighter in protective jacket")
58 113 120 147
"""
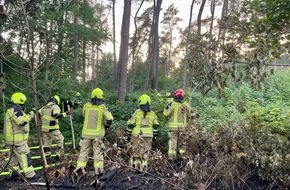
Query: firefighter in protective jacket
38 95 72 159
163 89 192 160
75 88 113 176
125 94 159 172
4 92 39 179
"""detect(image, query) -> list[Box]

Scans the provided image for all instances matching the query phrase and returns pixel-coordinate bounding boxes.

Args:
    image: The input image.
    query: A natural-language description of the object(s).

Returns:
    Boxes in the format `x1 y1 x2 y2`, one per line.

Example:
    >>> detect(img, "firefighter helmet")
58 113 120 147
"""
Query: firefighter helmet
52 95 60 105
138 94 151 105
11 92 27 105
91 88 104 99
174 89 185 98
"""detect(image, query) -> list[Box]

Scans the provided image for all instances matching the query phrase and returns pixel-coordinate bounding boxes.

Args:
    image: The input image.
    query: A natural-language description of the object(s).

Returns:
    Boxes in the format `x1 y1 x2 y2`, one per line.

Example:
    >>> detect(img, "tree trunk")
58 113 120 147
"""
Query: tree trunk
95 45 100 87
208 0 216 62
82 38 86 83
197 0 206 35
182 0 195 89
130 0 145 91
91 43 95 80
144 6 155 91
209 0 216 42
44 18 52 99
117 0 131 101
73 14 79 76
150 0 162 90
56 0 65 65
218 0 229 63
112 0 117 88
20 1 50 189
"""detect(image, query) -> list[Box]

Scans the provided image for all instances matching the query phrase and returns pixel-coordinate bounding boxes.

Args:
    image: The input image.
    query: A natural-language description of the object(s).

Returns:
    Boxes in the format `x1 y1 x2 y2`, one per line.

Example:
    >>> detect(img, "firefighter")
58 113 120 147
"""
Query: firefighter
163 89 192 160
4 92 40 179
38 95 72 160
125 94 159 172
74 88 113 176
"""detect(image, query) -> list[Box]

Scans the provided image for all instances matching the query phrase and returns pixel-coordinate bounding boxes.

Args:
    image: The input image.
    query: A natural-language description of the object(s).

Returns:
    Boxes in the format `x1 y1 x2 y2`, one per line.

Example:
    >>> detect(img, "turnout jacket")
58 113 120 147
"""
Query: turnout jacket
39 102 68 132
5 104 35 145
127 109 159 137
81 102 113 139
163 100 191 130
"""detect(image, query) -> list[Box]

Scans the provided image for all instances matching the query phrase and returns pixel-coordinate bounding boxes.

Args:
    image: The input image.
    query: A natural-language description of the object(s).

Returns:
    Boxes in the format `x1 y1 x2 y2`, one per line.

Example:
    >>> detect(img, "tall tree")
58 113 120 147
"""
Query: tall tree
217 0 229 63
182 0 195 89
143 6 155 90
127 7 153 91
160 3 182 77
82 37 86 83
197 0 206 35
130 0 145 91
112 0 117 87
73 13 79 76
209 0 216 42
117 0 131 101
150 0 162 90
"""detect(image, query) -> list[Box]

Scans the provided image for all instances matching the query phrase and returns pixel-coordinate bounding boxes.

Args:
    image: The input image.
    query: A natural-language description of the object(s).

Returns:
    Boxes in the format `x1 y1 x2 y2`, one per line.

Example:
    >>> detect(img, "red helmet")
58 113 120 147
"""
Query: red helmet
174 89 185 98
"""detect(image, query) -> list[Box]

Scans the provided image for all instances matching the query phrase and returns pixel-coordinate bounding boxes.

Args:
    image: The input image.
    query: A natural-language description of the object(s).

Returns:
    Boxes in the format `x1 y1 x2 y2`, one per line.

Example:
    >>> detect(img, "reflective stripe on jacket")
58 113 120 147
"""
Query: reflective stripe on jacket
39 102 62 132
127 109 159 137
5 105 34 145
163 101 191 130
81 102 113 139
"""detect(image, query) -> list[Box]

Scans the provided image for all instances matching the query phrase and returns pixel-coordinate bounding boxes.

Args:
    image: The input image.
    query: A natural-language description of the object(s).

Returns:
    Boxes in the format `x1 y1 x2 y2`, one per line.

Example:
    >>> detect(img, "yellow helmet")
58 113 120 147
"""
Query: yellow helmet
165 92 171 97
52 95 60 105
91 88 104 99
11 92 27 105
138 94 151 105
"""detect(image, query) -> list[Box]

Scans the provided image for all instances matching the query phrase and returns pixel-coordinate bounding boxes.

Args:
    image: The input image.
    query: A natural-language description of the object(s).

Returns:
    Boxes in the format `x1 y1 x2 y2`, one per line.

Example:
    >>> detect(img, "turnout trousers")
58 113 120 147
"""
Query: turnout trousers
130 136 152 172
76 138 105 175
42 129 64 157
168 129 186 160
9 141 36 178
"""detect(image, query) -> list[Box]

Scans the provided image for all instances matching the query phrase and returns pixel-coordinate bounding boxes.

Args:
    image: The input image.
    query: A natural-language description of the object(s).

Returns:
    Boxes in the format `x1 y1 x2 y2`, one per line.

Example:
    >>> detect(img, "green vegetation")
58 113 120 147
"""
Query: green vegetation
1 0 290 188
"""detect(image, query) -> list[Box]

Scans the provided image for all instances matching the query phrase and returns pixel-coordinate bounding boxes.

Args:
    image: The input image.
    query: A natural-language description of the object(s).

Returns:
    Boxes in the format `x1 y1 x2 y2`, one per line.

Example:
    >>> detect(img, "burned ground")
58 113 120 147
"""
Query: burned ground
0 125 290 190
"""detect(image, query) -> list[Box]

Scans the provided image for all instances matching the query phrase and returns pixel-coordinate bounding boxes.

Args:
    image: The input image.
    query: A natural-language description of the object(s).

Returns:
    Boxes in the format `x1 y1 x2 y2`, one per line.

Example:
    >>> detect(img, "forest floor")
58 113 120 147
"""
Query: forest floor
0 159 277 190
0 129 288 190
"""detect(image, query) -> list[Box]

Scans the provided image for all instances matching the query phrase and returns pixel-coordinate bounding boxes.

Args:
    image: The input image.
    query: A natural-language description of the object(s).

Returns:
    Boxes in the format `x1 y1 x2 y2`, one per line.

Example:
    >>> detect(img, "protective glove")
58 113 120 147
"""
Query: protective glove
152 124 159 142
104 126 110 138
29 108 36 115
105 125 110 130
66 110 73 115
153 133 158 142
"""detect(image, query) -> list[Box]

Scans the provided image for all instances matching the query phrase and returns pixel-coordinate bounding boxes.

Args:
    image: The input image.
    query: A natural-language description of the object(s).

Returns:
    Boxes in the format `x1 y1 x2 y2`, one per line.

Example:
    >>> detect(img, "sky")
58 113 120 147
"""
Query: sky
103 0 222 53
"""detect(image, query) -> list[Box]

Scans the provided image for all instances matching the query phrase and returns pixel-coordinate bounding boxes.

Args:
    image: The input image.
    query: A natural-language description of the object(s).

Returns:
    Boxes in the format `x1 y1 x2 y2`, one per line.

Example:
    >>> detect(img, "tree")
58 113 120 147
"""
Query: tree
184 0 237 94
117 0 131 101
129 0 146 91
0 0 108 101
150 0 162 90
73 8 79 76
226 0 290 89
182 0 195 89
197 0 206 35
134 6 155 90
112 0 117 87
95 53 115 90
160 3 182 77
